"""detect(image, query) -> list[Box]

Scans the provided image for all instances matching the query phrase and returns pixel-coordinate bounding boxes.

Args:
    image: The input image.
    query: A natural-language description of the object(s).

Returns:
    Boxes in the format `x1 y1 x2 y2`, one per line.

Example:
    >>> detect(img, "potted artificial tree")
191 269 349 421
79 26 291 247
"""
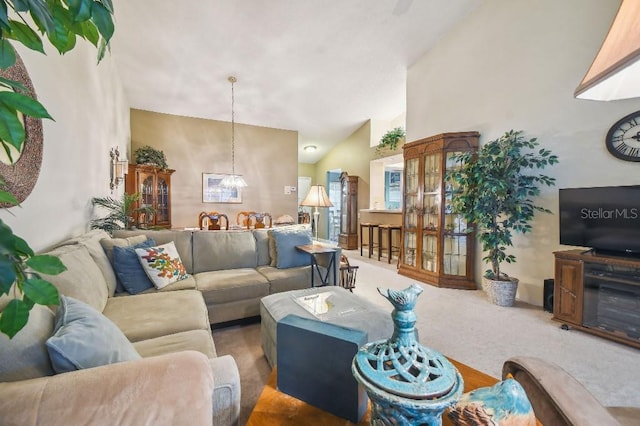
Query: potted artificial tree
447 130 558 306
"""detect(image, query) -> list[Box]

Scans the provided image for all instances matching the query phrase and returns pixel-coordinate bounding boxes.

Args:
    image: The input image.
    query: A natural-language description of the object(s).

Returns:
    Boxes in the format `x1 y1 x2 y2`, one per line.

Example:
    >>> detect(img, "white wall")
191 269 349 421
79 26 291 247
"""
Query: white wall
1 42 130 251
407 0 640 305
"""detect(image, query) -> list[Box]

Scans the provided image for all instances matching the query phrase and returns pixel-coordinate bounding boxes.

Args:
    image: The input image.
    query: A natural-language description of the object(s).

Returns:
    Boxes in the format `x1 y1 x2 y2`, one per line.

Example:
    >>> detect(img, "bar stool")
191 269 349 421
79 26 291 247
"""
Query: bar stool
378 224 402 264
359 222 379 258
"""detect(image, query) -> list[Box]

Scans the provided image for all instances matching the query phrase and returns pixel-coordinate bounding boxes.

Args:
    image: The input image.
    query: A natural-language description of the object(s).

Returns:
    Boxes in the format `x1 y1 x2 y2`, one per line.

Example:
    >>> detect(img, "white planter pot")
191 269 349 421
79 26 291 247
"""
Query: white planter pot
482 276 519 307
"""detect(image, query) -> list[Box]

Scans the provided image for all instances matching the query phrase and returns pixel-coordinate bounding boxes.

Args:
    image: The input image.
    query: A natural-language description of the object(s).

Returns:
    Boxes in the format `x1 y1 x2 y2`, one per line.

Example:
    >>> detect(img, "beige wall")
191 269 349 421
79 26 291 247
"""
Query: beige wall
314 121 377 239
407 0 640 305
130 109 299 228
2 43 130 251
298 163 316 181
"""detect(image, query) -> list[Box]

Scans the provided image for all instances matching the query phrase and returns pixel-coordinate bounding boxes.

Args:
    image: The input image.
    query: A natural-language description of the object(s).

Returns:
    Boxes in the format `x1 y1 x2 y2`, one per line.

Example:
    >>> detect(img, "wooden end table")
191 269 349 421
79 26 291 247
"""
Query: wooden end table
247 358 538 425
295 244 338 287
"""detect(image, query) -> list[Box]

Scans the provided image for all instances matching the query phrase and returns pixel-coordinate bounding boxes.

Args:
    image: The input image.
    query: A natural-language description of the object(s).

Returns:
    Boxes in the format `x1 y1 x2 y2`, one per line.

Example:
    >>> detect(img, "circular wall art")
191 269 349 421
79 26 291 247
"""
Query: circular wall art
0 51 44 205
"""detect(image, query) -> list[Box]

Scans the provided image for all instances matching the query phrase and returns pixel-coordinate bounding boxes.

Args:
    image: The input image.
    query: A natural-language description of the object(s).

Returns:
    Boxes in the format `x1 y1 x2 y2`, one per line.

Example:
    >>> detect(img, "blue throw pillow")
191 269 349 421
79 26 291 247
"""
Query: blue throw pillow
270 227 313 269
113 239 156 294
46 296 141 373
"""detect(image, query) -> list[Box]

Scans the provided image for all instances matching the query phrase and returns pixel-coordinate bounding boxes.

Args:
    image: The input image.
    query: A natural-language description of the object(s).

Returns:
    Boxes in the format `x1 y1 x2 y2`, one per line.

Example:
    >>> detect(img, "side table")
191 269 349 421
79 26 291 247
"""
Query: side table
295 244 338 287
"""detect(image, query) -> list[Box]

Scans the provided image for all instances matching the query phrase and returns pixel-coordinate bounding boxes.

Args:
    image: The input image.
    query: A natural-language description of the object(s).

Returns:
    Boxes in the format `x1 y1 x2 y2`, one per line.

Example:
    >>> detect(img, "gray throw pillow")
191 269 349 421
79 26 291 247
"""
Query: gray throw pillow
46 296 141 373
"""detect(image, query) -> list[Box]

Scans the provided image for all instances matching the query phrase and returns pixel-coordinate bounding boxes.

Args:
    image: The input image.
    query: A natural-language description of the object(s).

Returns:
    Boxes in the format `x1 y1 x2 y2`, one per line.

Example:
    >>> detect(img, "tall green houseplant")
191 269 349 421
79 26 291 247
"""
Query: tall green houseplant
447 130 558 304
0 1 115 338
90 192 155 233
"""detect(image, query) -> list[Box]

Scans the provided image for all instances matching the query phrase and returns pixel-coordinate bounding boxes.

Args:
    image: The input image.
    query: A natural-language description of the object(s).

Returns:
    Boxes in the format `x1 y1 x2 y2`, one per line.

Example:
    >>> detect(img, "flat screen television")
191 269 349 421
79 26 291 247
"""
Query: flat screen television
559 185 640 256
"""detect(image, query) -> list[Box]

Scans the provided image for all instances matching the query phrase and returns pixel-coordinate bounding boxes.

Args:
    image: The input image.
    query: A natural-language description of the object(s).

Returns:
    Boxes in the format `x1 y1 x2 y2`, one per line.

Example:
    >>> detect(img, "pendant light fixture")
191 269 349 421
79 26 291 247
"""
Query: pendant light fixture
221 76 248 188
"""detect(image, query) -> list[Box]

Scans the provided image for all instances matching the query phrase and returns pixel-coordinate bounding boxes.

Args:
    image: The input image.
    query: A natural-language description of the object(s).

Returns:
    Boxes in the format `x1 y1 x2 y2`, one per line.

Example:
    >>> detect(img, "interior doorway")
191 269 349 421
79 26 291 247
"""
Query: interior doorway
326 170 341 243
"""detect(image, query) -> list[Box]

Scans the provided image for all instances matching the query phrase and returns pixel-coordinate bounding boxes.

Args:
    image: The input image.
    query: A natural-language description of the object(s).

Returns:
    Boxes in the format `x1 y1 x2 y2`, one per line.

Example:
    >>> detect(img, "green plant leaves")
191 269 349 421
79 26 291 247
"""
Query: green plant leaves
0 91 53 119
22 277 59 305
0 298 30 338
6 20 44 53
0 38 16 69
26 254 67 275
90 1 113 42
446 130 558 278
67 0 93 22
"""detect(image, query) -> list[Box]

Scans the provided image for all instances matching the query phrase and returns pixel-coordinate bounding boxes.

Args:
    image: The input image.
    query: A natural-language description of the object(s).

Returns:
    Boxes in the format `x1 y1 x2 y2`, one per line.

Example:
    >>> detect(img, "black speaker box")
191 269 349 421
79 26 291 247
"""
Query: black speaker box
543 278 554 312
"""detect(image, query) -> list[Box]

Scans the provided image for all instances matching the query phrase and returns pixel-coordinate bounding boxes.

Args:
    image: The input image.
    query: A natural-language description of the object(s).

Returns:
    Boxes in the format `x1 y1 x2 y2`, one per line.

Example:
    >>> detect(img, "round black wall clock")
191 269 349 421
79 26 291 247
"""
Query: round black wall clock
606 110 640 162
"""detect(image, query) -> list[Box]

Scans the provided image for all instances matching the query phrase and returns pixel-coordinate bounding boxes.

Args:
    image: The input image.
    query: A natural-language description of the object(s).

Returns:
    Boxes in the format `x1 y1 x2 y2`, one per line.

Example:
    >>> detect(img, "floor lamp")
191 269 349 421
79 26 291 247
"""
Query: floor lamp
300 185 333 242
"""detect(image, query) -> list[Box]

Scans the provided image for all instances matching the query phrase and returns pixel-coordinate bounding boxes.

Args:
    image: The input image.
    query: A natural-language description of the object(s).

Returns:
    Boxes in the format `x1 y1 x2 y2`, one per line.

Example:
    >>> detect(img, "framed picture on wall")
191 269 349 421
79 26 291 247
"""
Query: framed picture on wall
202 173 242 203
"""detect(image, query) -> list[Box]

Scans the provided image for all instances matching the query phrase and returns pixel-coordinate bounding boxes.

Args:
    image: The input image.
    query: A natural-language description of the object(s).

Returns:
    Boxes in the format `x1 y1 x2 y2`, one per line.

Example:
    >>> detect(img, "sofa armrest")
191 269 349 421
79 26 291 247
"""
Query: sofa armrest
210 355 241 426
502 356 619 426
0 351 214 426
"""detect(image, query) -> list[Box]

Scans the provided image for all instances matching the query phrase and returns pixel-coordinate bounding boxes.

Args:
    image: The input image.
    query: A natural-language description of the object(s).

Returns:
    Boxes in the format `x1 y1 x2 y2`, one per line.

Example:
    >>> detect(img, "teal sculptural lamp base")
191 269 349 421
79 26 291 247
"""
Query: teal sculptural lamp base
352 284 464 425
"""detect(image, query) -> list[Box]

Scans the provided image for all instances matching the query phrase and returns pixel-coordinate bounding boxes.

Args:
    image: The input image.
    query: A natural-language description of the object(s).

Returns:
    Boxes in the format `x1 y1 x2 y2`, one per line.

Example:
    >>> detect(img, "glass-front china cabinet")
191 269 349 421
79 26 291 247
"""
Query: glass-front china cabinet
125 164 175 228
398 132 478 289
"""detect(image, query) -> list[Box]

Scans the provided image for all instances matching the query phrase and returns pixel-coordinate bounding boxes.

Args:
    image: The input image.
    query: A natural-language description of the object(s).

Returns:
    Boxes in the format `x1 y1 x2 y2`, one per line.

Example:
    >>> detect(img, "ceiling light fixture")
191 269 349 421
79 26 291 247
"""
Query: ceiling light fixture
220 76 248 188
304 145 317 152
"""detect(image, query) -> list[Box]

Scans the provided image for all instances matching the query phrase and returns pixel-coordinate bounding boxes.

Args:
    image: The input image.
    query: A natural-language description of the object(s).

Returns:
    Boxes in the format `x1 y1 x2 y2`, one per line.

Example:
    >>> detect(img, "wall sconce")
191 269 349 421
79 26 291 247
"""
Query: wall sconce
110 147 128 191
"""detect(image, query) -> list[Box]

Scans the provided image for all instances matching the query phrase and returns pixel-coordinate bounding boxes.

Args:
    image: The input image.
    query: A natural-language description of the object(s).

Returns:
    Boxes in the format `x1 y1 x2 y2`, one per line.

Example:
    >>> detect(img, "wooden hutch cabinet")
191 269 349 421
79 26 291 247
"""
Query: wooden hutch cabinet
339 171 358 250
553 250 640 349
125 164 175 229
398 132 478 289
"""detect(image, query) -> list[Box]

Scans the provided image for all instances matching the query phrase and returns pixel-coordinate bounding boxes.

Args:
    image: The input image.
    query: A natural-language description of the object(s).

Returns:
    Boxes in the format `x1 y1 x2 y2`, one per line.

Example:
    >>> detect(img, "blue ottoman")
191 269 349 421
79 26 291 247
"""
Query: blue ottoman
260 286 393 368
277 314 369 422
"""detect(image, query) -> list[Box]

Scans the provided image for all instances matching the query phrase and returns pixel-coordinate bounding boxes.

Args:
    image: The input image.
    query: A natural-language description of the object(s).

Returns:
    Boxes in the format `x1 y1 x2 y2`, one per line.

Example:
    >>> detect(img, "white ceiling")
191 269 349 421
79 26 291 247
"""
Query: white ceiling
111 0 479 163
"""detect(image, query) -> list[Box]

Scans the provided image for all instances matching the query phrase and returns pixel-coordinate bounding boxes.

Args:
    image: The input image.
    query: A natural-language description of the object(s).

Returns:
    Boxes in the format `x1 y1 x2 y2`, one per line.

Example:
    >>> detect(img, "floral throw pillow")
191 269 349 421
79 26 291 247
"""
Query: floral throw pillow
134 241 188 289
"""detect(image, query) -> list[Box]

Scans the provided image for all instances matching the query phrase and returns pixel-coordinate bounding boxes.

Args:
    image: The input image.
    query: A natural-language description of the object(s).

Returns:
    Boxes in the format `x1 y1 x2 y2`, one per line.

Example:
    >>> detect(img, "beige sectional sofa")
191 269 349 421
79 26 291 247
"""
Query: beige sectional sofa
114 226 338 324
0 224 335 425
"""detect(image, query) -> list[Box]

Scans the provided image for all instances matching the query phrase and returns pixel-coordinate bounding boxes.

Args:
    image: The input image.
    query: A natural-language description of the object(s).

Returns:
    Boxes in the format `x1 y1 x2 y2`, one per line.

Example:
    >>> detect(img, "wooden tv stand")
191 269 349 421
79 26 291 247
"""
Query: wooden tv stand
553 249 640 349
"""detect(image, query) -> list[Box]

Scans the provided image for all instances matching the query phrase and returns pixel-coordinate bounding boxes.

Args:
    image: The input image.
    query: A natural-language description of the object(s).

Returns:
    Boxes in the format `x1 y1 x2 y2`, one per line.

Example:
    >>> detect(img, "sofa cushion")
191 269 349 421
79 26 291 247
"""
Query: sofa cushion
252 229 271 266
61 230 119 296
0 300 55 381
46 296 141 373
138 274 197 294
40 244 109 312
100 234 148 264
102 290 210 342
195 269 270 304
135 241 188 289
192 231 257 273
112 239 156 294
256 265 312 293
133 329 217 359
113 230 194 274
269 227 313 269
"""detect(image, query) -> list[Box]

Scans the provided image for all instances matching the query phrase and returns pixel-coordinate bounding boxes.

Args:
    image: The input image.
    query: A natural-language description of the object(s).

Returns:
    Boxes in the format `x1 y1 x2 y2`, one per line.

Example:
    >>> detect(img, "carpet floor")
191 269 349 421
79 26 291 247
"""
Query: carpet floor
213 249 640 425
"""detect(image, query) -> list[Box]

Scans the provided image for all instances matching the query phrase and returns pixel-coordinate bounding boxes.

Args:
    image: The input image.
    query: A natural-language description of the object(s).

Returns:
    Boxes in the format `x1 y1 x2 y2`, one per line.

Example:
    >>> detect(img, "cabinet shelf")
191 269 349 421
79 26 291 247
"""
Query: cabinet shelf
398 132 479 289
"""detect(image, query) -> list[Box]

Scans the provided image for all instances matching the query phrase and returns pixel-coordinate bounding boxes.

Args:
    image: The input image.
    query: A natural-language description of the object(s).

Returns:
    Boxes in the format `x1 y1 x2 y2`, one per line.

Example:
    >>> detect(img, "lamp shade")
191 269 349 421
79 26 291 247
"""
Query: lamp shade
301 185 333 208
575 0 640 100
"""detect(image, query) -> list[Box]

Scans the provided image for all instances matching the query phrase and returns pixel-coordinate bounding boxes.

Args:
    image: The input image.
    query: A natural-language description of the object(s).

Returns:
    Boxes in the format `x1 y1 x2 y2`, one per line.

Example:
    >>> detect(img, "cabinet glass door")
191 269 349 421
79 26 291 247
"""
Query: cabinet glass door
156 176 169 224
340 181 348 233
140 174 155 226
443 152 469 276
403 158 419 267
422 152 441 272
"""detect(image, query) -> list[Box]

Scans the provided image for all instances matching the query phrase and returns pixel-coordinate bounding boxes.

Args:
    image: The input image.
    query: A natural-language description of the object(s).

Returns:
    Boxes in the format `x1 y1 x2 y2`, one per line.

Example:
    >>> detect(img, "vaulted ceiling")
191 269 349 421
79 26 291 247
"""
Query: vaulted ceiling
111 0 479 163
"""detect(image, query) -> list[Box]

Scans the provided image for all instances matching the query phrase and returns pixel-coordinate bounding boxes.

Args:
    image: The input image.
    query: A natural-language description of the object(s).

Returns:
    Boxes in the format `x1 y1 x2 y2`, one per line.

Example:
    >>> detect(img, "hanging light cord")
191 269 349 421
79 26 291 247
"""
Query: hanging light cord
230 76 236 177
